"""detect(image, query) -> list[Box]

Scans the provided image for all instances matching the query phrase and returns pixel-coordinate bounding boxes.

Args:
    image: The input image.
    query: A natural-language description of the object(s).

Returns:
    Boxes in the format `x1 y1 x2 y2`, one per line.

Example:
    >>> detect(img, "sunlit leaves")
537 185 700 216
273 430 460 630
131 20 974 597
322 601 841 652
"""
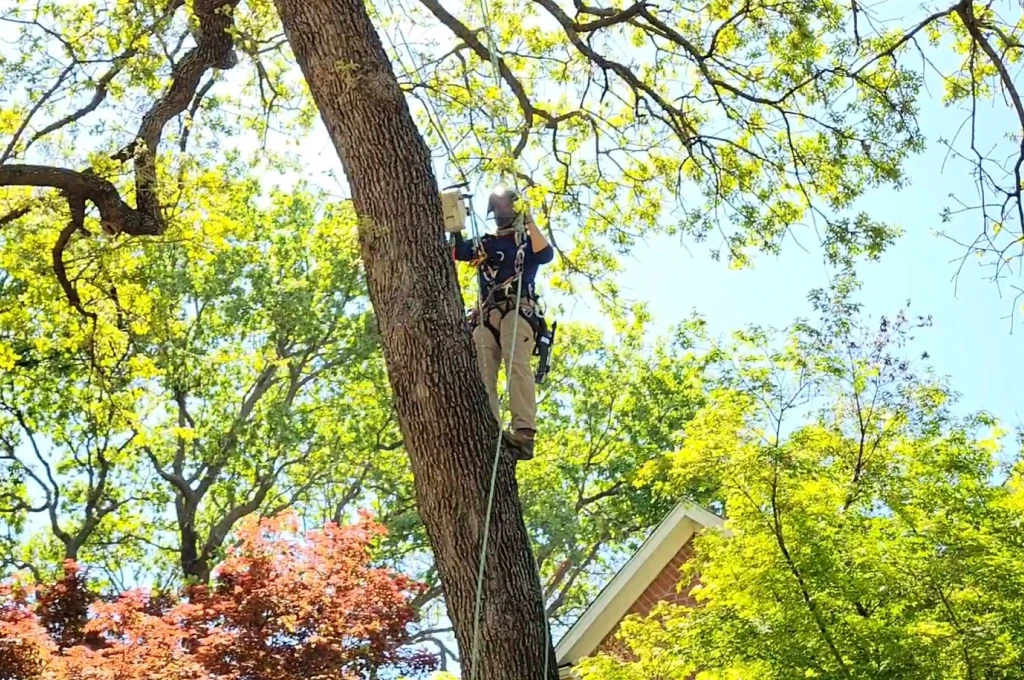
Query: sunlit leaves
576 278 1024 680
382 0 940 287
517 316 712 623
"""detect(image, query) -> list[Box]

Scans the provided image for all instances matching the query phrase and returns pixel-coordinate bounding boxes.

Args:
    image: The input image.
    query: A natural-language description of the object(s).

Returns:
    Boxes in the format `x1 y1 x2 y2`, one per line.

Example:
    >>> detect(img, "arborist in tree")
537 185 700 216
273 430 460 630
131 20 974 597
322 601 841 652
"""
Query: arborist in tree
451 186 554 461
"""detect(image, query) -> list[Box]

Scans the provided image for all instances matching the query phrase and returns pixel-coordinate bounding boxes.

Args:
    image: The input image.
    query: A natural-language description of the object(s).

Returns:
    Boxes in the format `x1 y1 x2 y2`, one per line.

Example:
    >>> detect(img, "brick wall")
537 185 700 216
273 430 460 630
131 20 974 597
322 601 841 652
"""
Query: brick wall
595 536 699 660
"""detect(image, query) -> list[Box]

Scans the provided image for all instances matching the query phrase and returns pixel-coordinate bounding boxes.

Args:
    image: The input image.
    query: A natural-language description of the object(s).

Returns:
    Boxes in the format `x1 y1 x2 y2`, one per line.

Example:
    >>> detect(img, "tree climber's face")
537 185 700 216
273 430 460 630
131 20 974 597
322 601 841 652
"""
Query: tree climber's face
487 187 519 229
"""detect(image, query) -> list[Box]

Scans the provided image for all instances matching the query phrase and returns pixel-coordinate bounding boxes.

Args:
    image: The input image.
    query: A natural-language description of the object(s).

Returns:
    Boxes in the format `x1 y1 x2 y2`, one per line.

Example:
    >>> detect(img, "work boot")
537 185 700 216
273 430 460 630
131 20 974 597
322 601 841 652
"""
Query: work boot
502 428 535 461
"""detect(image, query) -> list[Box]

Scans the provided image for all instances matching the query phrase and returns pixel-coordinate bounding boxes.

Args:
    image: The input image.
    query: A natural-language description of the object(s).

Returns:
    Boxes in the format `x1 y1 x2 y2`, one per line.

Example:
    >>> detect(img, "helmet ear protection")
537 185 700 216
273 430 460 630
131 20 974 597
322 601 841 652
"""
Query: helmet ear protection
486 185 521 229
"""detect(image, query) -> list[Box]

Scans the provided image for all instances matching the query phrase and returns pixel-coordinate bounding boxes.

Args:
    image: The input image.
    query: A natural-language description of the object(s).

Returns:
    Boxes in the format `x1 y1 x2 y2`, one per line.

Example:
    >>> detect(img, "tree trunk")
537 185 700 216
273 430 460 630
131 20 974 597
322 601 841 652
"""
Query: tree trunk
270 1 557 678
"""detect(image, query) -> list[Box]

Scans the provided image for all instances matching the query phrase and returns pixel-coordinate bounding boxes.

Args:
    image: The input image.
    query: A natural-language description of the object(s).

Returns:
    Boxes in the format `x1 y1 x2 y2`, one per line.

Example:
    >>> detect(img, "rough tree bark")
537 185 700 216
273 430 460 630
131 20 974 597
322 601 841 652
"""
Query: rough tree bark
271 1 557 677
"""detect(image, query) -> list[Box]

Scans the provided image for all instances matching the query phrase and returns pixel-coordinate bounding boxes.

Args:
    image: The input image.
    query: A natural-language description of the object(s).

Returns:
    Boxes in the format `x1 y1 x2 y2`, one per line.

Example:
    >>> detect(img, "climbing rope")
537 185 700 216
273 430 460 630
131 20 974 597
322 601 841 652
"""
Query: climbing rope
467 0 552 678
477 0 521 192
468 261 524 680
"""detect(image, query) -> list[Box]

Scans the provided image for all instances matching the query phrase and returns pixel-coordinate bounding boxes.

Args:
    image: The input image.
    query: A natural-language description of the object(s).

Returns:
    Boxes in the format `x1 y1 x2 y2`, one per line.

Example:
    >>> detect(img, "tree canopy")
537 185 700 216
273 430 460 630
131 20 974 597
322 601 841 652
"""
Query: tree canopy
0 0 1022 677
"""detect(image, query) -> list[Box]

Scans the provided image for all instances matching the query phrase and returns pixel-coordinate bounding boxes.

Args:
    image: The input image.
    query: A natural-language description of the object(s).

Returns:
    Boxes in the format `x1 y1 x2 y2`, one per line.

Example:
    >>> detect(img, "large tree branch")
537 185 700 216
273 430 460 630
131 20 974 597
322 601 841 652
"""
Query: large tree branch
0 0 239 245
529 0 697 146
199 473 275 564
573 1 648 31
115 0 241 221
143 445 193 499
192 362 279 494
52 194 97 320
0 165 162 236
545 540 602 617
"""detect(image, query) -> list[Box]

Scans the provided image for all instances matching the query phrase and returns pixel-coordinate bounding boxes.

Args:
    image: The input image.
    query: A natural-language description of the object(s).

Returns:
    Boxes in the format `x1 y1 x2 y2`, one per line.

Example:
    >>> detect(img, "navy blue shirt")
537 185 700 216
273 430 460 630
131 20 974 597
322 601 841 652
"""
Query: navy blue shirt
453 231 554 299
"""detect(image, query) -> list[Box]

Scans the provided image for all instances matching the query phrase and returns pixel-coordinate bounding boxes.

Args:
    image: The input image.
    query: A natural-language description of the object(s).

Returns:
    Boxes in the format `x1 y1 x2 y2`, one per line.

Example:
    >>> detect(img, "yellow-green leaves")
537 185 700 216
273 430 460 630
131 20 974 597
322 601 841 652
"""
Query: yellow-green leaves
577 276 1024 680
376 0 1020 289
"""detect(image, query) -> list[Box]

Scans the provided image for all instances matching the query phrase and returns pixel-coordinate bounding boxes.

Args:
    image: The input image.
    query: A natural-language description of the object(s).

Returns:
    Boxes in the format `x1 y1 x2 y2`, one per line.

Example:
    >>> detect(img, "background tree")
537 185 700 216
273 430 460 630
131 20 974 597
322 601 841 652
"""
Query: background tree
0 513 436 679
576 276 1024 680
0 171 397 589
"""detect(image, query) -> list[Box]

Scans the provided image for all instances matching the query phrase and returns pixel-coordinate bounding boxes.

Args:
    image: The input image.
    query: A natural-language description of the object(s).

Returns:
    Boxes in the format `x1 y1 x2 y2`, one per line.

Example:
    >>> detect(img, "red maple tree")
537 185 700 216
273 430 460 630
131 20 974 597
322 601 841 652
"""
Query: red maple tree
0 514 436 679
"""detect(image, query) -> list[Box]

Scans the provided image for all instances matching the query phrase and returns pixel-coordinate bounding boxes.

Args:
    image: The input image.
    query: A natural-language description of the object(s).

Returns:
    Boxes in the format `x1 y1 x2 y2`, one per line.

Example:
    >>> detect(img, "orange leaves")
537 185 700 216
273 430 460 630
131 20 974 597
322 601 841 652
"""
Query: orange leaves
0 514 435 680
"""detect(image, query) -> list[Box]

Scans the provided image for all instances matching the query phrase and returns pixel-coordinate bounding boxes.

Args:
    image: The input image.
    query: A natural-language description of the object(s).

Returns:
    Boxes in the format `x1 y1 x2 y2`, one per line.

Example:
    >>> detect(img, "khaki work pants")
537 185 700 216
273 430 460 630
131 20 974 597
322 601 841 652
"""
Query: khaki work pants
473 305 537 432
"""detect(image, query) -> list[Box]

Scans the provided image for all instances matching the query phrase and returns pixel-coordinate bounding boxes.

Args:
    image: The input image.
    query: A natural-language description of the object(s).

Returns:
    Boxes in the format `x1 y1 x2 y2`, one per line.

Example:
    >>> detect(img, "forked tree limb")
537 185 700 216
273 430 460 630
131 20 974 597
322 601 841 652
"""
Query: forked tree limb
0 165 162 236
0 0 241 238
0 0 242 318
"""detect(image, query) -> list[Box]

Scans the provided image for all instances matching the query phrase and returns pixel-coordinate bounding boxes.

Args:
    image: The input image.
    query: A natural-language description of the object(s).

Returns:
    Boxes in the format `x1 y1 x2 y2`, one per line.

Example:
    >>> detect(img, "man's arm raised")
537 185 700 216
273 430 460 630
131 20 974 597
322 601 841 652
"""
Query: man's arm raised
524 214 553 263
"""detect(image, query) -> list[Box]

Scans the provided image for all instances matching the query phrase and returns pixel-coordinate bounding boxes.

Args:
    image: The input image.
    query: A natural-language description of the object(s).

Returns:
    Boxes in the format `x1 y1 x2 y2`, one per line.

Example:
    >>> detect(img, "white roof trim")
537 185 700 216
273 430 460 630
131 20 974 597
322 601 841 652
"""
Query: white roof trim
554 500 725 667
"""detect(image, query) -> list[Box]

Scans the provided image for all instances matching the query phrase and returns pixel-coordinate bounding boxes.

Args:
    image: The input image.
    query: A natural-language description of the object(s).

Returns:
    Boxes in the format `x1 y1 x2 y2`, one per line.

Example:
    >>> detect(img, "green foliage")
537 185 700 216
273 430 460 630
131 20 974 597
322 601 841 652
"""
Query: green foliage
0 168 401 585
577 278 1024 680
521 314 713 625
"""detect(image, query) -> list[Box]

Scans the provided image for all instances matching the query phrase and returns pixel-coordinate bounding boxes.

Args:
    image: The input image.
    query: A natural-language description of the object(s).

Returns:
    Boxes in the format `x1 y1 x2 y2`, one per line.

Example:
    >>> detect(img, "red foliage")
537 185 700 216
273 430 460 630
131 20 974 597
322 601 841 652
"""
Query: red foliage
0 514 436 680
33 562 103 652
0 585 57 680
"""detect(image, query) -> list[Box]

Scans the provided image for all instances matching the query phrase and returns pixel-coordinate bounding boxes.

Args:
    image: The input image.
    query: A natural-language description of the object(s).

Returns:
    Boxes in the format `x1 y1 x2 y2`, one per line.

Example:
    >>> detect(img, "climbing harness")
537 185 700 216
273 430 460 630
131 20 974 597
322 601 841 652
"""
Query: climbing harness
458 198 556 385
447 183 556 678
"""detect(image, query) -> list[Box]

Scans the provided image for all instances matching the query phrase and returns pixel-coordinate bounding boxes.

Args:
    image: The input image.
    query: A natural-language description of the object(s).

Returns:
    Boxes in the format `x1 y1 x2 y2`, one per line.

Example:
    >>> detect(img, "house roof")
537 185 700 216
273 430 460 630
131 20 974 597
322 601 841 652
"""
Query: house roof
554 500 725 672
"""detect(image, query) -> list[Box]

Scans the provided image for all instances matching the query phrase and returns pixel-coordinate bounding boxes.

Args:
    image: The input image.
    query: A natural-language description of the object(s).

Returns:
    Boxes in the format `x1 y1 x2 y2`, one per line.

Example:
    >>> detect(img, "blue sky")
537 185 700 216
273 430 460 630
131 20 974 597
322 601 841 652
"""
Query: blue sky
596 100 1024 432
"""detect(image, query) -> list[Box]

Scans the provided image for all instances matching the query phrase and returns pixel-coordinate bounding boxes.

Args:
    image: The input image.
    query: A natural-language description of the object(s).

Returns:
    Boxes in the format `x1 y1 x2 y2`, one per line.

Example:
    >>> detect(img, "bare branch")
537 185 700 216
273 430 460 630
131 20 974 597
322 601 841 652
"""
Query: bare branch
416 0 544 157
956 0 1024 232
574 479 625 510
0 61 77 164
25 49 138 152
180 76 217 153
